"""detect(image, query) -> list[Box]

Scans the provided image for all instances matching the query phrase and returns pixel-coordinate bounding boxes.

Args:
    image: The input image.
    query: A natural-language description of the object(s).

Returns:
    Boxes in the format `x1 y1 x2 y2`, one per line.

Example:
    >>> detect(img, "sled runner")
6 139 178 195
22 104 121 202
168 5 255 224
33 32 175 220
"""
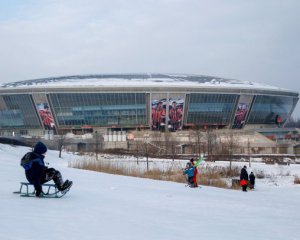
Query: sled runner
13 181 72 198
185 184 202 188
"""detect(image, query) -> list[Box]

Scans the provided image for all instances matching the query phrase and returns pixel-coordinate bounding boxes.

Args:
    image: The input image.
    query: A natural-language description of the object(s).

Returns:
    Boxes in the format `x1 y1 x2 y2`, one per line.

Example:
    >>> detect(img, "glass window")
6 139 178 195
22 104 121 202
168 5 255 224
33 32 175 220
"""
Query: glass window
48 93 147 127
247 95 297 124
187 93 237 125
0 95 40 129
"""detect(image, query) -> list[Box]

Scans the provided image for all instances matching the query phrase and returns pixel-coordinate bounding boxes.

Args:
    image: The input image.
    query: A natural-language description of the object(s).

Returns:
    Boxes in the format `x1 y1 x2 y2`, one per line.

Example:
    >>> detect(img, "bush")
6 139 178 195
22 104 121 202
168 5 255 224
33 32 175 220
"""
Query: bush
231 179 241 189
294 176 300 184
255 170 266 179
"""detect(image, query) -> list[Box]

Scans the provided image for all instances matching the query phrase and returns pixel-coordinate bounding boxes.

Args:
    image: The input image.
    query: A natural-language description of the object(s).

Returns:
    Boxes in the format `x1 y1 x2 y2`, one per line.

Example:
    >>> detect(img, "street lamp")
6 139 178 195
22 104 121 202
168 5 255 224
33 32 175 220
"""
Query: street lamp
144 135 149 171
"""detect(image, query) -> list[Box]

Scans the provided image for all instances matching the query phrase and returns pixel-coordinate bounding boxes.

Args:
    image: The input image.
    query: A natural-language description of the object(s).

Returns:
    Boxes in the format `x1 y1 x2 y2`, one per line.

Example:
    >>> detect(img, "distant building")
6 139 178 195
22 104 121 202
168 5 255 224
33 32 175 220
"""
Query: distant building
0 74 298 136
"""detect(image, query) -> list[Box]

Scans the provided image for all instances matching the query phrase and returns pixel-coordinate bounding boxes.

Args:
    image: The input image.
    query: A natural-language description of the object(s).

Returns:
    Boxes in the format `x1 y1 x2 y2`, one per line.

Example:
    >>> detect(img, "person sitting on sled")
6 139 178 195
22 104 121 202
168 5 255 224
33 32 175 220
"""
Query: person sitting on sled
20 141 72 197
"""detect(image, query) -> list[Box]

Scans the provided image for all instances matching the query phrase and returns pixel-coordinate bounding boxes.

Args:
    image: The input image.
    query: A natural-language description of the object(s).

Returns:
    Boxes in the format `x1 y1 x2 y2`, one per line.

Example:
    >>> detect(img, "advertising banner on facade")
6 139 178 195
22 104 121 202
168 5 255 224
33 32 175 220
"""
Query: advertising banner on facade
33 94 55 131
151 93 184 131
37 102 55 130
232 95 253 129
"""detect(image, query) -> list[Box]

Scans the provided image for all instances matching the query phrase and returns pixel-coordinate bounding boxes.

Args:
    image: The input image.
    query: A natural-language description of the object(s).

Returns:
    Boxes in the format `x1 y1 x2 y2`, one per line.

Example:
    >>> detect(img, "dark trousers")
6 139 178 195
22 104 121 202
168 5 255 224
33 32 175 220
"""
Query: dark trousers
188 176 195 187
35 168 63 196
242 185 247 192
42 168 63 185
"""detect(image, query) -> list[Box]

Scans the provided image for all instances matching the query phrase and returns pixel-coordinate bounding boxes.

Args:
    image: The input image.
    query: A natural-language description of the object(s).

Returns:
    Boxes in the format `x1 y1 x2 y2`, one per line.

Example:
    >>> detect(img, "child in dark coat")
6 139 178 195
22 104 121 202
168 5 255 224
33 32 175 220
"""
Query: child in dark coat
20 141 72 197
249 172 255 189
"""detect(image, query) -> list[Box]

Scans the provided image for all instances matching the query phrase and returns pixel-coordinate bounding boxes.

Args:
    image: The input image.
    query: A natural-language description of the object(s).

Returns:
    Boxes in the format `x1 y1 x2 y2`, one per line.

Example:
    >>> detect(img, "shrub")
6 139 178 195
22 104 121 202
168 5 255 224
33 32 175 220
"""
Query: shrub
255 170 266 179
231 178 241 189
294 176 300 184
70 157 232 189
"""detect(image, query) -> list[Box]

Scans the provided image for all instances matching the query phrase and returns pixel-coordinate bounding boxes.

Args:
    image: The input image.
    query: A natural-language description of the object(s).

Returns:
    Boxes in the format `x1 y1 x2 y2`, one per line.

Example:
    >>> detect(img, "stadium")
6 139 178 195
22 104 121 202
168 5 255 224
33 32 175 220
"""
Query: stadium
0 73 299 137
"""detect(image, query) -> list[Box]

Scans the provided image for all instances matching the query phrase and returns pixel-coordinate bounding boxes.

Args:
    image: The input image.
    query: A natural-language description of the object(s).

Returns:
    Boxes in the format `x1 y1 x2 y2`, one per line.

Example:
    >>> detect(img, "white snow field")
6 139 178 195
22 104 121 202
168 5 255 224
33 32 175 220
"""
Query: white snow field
0 143 300 240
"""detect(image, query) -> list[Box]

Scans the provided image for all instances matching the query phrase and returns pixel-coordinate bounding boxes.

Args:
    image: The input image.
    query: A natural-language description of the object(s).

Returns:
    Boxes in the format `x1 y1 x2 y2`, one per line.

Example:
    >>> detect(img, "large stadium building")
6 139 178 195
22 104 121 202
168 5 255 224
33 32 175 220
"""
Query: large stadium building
0 73 299 137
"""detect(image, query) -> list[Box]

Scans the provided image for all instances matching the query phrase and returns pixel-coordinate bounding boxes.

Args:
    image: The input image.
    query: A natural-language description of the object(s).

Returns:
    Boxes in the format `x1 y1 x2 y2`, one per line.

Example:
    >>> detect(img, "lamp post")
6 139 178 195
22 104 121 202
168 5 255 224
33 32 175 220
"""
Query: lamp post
248 137 251 167
144 135 149 171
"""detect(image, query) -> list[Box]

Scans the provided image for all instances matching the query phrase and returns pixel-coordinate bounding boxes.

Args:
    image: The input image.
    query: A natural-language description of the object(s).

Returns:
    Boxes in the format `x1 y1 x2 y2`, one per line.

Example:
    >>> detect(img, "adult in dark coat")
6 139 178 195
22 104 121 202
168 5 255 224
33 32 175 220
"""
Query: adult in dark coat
240 165 249 192
20 141 72 197
249 172 255 189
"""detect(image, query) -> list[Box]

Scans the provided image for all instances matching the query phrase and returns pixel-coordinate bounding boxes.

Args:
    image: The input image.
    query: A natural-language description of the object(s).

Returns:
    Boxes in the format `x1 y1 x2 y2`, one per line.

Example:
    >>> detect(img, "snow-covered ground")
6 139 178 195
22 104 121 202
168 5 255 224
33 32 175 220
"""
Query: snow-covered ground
1 143 300 240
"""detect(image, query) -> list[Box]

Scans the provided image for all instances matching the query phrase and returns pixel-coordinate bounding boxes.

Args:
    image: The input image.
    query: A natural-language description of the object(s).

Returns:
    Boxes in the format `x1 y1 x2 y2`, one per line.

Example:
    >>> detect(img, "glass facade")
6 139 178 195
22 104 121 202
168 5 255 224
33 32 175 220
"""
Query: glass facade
187 93 238 125
0 94 41 129
48 93 147 127
247 95 297 124
0 90 298 133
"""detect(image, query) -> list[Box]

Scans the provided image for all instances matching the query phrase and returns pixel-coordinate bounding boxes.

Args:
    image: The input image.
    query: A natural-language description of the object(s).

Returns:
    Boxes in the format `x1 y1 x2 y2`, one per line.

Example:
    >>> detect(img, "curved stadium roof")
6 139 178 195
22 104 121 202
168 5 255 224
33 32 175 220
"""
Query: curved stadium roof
0 73 298 97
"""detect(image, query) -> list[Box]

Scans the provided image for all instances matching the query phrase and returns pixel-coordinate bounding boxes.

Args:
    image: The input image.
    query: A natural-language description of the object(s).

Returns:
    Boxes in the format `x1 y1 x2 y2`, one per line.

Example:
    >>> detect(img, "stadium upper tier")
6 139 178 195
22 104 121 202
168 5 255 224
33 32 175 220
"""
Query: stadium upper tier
0 73 298 135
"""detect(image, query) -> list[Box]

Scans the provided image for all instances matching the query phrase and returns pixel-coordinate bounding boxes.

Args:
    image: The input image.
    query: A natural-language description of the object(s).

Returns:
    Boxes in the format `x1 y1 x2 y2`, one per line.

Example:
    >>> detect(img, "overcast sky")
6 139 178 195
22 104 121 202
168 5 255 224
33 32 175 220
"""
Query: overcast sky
0 0 299 117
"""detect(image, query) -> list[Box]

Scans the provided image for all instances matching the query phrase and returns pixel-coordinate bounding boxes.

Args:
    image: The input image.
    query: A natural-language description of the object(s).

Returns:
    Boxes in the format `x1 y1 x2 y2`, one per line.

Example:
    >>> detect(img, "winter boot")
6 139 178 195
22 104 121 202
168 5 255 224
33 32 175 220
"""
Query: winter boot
60 180 73 192
36 191 45 198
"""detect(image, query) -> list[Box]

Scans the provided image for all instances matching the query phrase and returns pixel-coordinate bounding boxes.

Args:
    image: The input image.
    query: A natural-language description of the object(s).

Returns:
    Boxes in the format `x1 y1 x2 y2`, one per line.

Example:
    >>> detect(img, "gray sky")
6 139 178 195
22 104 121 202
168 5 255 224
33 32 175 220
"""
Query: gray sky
0 0 299 117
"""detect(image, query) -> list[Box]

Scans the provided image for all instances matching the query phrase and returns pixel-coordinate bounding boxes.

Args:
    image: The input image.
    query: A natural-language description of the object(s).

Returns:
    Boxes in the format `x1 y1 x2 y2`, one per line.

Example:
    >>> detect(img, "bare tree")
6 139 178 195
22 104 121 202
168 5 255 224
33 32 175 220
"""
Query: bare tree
57 134 66 158
206 129 217 161
163 131 171 156
135 141 140 165
143 135 149 171
194 127 204 156
94 131 103 160
248 137 251 167
162 131 178 160
170 140 177 161
222 132 240 172
132 140 147 165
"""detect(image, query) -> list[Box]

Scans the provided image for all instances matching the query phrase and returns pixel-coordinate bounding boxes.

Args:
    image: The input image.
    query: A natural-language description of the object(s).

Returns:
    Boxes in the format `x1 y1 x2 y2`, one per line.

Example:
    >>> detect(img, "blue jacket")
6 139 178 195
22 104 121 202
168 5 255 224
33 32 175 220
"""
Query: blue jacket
184 167 195 177
20 152 46 187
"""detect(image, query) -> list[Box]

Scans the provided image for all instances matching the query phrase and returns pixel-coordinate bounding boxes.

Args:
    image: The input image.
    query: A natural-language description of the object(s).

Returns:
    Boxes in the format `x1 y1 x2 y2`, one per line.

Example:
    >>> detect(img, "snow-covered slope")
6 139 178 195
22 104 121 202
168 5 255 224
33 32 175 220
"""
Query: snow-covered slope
0 143 300 240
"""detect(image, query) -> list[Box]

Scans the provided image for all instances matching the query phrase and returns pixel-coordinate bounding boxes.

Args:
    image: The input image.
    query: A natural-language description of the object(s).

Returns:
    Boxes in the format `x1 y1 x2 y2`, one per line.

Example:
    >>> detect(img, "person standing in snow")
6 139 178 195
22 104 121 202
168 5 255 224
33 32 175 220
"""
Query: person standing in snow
184 162 195 187
240 165 249 192
183 156 204 188
249 172 255 189
190 158 198 187
20 141 72 197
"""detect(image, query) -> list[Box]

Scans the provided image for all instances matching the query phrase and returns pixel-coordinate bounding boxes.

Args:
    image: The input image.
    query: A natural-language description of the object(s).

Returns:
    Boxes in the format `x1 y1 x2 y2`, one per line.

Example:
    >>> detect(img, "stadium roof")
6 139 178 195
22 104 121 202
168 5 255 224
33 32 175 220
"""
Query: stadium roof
0 73 298 95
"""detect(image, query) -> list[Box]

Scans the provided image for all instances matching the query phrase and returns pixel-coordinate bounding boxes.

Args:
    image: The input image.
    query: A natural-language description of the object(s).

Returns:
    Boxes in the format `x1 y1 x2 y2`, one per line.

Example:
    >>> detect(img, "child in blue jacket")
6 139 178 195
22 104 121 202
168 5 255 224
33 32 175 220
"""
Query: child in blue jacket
183 156 204 188
20 141 72 197
184 162 196 187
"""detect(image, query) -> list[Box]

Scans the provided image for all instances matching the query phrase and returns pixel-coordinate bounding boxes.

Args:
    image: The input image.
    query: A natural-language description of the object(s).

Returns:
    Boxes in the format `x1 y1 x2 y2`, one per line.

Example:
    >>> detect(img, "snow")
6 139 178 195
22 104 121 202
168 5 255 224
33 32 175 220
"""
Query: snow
1 143 300 240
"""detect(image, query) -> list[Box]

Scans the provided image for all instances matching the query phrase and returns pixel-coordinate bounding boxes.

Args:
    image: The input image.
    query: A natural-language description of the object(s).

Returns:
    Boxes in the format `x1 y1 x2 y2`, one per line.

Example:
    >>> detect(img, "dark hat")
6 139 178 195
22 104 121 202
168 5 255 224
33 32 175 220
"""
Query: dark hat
33 141 47 155
190 158 194 162
243 165 247 168
186 162 192 167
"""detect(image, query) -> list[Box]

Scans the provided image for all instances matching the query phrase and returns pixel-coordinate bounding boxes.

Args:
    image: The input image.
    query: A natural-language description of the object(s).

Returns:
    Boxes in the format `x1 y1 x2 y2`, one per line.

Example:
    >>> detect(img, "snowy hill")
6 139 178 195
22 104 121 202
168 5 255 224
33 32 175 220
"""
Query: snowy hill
1 143 300 240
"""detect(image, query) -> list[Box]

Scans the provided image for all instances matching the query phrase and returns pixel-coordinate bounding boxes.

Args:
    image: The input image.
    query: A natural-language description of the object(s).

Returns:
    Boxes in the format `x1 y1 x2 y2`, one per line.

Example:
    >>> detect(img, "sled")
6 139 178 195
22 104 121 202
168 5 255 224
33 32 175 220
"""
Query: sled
185 184 201 188
13 182 72 198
